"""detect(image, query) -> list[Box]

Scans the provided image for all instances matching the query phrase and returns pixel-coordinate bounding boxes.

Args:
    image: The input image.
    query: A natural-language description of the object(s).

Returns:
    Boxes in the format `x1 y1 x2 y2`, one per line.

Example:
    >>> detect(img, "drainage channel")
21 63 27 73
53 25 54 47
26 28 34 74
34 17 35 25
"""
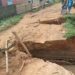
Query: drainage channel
39 17 65 25
14 17 75 65
17 39 75 65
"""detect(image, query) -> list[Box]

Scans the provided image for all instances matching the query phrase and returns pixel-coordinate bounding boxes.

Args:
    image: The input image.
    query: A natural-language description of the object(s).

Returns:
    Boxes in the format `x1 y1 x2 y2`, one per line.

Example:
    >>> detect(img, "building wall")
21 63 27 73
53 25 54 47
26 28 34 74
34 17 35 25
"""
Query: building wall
0 0 51 18
40 0 46 6
13 0 25 4
32 0 40 8
1 0 48 7
32 0 48 8
1 0 7 7
0 0 2 6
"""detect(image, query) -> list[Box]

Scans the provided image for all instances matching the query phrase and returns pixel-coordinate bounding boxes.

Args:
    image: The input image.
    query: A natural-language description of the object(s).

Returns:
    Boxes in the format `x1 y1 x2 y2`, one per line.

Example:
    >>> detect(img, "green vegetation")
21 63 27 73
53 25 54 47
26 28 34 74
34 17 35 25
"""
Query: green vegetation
0 14 24 32
64 14 75 39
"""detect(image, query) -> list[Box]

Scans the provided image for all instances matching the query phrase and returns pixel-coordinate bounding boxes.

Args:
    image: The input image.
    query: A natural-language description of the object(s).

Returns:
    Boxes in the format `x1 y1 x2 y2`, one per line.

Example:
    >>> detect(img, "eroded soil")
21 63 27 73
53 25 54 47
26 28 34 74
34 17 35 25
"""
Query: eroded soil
0 3 75 75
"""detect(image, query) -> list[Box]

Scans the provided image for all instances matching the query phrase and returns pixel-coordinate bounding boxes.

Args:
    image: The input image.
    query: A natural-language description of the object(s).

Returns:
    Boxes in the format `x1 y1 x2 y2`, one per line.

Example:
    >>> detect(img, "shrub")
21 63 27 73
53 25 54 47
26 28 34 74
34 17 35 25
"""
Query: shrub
64 14 75 39
0 14 23 32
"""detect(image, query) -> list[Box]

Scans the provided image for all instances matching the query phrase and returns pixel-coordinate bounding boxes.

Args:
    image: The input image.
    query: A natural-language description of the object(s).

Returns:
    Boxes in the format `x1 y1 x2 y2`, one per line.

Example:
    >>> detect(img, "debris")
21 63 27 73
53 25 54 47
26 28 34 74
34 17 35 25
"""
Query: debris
12 32 32 57
18 60 25 75
5 40 9 75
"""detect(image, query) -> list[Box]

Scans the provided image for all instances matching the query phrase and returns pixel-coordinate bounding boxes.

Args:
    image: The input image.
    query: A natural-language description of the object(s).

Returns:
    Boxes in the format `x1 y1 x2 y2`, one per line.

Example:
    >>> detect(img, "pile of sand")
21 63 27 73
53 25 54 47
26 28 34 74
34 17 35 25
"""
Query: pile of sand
20 58 74 75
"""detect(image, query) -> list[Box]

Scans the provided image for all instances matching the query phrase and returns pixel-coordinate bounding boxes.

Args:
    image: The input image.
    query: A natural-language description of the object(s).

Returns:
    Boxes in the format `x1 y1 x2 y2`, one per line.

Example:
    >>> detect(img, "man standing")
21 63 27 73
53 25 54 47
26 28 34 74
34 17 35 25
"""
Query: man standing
67 0 73 13
61 0 67 15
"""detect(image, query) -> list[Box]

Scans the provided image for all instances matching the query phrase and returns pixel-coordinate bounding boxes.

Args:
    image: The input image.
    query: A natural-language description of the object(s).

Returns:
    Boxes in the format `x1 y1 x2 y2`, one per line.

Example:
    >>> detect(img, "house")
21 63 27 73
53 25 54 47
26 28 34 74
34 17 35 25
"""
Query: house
0 0 49 7
0 0 31 16
32 0 48 8
0 0 16 19
0 0 50 18
0 0 30 7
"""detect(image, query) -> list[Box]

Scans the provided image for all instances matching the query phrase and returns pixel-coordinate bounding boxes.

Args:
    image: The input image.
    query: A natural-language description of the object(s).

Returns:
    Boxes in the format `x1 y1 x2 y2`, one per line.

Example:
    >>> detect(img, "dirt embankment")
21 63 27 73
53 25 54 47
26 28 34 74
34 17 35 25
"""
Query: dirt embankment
0 50 74 75
0 3 65 48
0 3 75 75
16 37 75 65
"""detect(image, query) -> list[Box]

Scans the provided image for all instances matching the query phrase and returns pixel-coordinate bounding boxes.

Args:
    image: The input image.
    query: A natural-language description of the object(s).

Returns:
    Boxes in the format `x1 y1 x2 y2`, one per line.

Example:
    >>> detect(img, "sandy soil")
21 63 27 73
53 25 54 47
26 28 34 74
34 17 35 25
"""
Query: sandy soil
1 50 75 75
0 3 66 48
20 58 74 75
0 4 75 47
0 3 75 75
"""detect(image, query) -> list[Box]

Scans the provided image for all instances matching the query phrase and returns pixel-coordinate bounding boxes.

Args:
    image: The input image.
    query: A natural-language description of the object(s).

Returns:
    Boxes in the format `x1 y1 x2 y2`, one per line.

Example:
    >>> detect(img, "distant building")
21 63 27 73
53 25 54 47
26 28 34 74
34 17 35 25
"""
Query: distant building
0 0 50 18
32 0 48 8
0 0 49 7
0 0 29 7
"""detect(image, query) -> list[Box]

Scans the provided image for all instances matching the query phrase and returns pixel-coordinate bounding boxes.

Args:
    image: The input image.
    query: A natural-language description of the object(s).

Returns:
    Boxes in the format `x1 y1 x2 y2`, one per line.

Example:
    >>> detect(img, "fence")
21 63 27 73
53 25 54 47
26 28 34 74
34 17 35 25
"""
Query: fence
0 0 58 19
0 5 16 19
16 3 32 14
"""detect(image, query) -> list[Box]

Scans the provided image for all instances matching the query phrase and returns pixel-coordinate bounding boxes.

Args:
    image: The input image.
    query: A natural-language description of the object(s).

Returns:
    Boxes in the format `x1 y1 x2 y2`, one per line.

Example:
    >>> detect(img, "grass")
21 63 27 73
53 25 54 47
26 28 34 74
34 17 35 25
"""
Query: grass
64 14 75 39
0 14 24 32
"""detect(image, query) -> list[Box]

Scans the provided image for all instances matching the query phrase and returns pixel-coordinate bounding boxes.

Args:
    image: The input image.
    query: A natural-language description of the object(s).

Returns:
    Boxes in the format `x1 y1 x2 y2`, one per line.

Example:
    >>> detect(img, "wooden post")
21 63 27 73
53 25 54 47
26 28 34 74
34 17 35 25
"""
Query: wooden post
5 40 9 75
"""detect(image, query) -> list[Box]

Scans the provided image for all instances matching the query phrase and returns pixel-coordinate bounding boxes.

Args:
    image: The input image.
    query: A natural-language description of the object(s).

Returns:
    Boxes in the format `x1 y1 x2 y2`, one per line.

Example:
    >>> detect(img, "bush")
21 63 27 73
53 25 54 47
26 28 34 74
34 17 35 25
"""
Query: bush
0 14 24 32
64 14 75 39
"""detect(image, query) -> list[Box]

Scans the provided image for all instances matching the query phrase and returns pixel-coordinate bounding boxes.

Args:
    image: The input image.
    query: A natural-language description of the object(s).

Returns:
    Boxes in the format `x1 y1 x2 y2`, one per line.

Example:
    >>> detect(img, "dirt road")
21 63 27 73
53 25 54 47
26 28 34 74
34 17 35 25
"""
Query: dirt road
0 4 75 48
0 3 75 75
0 3 65 47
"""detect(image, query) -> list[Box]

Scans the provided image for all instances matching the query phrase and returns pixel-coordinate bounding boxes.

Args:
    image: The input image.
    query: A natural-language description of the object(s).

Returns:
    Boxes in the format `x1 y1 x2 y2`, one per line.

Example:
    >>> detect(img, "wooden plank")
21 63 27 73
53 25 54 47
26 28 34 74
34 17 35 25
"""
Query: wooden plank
12 32 32 57
5 40 9 75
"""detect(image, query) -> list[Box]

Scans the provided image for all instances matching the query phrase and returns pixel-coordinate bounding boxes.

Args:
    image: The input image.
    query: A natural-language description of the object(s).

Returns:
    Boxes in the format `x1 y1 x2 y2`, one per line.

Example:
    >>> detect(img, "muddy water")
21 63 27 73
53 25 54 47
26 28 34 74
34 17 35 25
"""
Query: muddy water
62 65 75 74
